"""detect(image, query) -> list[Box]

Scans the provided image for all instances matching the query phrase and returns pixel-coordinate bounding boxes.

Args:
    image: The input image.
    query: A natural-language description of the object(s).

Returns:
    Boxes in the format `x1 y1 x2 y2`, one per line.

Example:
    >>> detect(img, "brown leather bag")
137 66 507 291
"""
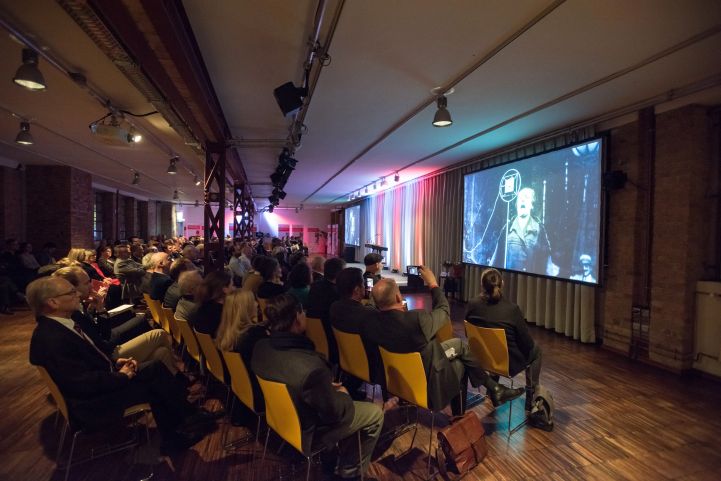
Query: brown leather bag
436 411 487 480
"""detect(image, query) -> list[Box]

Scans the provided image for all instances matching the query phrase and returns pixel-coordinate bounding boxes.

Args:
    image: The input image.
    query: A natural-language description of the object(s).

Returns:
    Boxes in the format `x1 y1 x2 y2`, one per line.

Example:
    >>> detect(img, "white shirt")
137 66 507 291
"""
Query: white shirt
47 315 83 338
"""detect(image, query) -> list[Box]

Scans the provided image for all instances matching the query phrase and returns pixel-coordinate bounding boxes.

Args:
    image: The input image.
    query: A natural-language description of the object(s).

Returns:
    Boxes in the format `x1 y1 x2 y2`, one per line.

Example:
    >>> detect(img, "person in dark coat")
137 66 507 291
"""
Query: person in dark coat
190 270 233 337
366 266 524 414
464 267 543 410
307 257 346 365
27 276 216 453
252 294 383 480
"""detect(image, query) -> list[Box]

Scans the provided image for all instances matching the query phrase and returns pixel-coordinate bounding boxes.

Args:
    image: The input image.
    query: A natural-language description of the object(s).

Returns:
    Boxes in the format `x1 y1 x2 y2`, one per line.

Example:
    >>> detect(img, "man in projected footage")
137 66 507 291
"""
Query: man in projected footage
491 187 559 276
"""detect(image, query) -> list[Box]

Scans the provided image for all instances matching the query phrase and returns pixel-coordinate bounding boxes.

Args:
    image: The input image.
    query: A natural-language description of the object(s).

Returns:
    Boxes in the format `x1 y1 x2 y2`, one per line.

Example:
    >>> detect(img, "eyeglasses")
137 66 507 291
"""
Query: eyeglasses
53 289 78 298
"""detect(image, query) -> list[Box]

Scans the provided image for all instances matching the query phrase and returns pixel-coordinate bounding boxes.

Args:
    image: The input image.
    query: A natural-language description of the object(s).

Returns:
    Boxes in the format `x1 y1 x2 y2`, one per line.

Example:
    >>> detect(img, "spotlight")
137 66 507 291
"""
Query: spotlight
432 95 452 127
14 121 34 145
381 177 387 187
131 171 140 184
167 156 178 174
279 149 298 170
364 186 368 194
194 200 199 207
127 127 142 143
13 48 46 91
394 172 400 182
273 188 287 200
268 204 274 213
173 190 179 200
194 175 202 186
273 82 308 116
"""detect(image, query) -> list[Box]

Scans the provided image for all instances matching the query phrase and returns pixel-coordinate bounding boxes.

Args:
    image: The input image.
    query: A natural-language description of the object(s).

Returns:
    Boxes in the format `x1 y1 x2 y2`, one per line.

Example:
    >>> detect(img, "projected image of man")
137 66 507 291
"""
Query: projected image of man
491 187 558 275
570 254 596 283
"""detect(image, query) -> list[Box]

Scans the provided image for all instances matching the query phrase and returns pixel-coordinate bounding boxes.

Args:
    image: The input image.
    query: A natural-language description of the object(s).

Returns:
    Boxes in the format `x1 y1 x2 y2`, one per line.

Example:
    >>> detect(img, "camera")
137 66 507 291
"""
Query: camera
407 265 420 276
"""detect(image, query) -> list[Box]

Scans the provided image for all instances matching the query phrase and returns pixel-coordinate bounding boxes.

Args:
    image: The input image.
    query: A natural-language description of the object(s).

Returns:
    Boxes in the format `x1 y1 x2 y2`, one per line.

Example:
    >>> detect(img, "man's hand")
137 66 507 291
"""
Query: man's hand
331 382 349 395
418 265 438 288
116 357 138 372
119 362 136 379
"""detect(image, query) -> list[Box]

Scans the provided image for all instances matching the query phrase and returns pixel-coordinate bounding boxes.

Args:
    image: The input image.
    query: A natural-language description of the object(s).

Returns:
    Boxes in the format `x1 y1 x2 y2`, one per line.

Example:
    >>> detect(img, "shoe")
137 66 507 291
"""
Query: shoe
488 384 524 407
160 430 205 454
181 408 224 430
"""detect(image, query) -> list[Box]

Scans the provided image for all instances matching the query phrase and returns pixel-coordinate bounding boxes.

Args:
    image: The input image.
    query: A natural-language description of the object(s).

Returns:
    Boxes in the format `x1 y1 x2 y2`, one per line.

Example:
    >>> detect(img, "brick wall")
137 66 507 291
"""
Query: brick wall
138 201 149 240
148 201 159 238
159 202 174 237
100 192 117 243
123 196 137 238
0 166 24 241
601 104 717 371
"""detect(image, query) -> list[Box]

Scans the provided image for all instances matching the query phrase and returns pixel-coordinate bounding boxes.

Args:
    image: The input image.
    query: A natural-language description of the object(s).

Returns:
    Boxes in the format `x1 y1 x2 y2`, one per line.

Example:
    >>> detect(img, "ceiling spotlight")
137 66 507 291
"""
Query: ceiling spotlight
194 200 199 207
273 188 287 200
432 95 453 127
173 190 179 200
381 177 387 187
268 204 274 213
131 171 140 184
194 175 202 186
127 127 142 143
394 172 400 182
167 156 178 174
364 186 368 194
13 48 46 91
14 121 34 145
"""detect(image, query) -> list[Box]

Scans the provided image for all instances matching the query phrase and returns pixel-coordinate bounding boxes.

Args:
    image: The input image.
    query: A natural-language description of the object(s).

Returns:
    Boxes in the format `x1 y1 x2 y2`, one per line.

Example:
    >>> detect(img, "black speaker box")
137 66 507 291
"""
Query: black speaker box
273 82 304 116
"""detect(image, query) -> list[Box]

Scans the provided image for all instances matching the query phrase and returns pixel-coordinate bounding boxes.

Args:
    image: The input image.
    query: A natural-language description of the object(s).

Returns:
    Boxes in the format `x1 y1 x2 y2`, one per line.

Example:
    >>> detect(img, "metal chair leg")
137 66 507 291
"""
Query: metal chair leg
427 413 435 480
305 455 312 481
64 431 80 481
56 422 68 466
407 407 420 452
260 427 270 471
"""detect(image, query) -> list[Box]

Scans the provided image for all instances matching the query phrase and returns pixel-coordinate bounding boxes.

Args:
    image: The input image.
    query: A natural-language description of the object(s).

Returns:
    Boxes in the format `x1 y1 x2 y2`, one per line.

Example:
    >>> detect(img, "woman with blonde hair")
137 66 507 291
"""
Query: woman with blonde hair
216 289 268 426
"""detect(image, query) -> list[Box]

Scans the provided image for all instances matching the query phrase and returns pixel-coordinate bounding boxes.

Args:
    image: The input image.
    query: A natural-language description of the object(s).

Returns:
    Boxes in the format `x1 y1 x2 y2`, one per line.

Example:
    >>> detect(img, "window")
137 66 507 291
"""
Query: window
93 192 103 242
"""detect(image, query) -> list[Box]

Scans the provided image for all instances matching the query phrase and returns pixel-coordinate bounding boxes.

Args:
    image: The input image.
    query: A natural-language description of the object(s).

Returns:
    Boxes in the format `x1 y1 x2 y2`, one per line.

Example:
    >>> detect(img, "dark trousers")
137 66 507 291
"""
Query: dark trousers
525 344 542 390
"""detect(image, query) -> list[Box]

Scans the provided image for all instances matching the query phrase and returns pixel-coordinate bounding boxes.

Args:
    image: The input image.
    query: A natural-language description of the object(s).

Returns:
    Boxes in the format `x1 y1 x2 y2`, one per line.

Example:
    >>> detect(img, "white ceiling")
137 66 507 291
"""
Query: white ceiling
1 0 720 208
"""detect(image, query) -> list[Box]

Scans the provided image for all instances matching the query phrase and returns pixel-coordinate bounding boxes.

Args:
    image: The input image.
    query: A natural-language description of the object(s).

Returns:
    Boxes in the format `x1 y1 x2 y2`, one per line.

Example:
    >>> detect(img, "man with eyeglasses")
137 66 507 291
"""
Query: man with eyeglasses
27 276 217 453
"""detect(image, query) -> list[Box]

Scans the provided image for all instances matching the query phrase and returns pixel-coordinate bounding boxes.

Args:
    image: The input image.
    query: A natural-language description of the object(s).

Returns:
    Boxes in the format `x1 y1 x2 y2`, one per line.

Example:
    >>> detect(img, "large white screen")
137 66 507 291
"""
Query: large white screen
344 205 360 246
462 139 603 284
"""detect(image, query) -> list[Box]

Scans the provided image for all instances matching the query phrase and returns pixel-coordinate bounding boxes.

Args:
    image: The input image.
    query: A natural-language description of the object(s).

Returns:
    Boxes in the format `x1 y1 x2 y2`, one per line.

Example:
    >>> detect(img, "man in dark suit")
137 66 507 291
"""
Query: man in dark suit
27 276 215 453
307 257 346 366
329 267 385 396
367 266 524 414
252 294 383 481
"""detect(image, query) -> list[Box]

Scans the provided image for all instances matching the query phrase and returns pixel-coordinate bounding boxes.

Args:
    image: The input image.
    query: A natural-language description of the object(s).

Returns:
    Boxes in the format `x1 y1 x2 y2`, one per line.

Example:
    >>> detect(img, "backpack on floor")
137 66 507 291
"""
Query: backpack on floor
528 385 555 432
436 411 487 480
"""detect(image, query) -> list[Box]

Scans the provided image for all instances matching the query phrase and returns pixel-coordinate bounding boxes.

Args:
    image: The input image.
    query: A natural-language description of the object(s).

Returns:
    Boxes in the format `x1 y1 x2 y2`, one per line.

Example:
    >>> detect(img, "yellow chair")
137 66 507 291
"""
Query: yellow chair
161 306 182 346
305 317 329 361
194 330 226 384
256 375 364 481
464 320 528 434
332 327 377 399
175 317 201 364
37 366 151 481
142 293 160 326
378 347 436 479
222 351 264 458
435 320 455 343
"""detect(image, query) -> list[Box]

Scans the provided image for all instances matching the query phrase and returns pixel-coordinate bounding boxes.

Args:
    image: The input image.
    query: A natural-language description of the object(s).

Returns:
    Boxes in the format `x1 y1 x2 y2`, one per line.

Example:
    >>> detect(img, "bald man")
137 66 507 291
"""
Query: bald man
366 266 523 413
148 252 173 301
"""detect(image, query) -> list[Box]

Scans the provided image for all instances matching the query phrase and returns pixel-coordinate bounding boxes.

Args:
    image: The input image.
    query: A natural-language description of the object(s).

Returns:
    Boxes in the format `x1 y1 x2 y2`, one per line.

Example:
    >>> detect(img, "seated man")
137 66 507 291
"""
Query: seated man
163 258 194 309
27 276 216 453
52 266 180 379
362 253 383 287
148 252 173 301
329 267 385 395
252 294 383 481
113 245 146 302
367 267 524 413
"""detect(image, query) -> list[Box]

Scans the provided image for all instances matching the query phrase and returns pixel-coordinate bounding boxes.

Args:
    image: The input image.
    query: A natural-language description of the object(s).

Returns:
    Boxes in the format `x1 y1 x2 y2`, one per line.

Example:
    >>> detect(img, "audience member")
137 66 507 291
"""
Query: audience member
368 267 524 413
190 270 233 337
256 257 287 299
363 253 383 287
228 244 252 285
163 258 194 309
310 256 325 283
286 262 312 306
175 270 202 322
464 268 543 411
35 242 57 267
114 245 146 302
307 257 346 365
27 276 216 453
148 252 173 301
96 246 115 278
252 294 383 480
241 256 265 295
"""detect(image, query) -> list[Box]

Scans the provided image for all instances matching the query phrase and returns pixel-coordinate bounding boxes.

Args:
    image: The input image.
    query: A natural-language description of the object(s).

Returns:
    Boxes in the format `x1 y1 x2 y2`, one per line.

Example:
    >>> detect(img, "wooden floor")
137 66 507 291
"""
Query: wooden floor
2 297 721 481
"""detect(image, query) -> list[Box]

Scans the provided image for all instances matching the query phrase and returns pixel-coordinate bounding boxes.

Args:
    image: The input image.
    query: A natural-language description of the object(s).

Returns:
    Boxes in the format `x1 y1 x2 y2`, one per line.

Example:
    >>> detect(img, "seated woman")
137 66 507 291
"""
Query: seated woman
83 249 120 286
190 270 233 337
216 290 268 423
286 261 312 306
464 268 543 410
256 257 287 299
95 245 115 278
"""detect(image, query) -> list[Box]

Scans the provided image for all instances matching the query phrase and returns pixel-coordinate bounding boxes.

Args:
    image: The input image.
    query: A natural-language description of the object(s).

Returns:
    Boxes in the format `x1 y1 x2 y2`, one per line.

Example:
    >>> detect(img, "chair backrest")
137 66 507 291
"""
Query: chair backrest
305 317 329 361
175 317 201 363
143 293 160 325
332 327 370 383
435 320 454 343
36 366 69 422
257 298 267 321
464 320 511 377
222 351 255 412
194 330 226 383
256 375 304 455
161 307 181 345
378 347 428 409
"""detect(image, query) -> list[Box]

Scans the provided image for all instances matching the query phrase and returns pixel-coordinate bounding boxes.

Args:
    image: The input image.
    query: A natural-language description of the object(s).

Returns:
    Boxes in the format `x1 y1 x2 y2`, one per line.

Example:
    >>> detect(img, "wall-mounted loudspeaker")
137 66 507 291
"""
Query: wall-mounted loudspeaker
273 82 307 116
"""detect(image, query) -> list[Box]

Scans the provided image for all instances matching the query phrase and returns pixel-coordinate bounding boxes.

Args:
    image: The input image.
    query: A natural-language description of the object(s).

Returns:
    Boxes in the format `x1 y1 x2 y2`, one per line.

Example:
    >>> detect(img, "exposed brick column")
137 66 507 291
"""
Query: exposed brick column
25 166 92 254
147 201 159 238
0 166 25 241
124 196 137 238
100 192 117 243
138 201 149 240
159 202 174 238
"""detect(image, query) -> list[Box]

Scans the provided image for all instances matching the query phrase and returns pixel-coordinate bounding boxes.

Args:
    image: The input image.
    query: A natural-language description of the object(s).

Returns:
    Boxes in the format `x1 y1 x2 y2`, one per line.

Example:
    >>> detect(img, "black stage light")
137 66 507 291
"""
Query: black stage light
268 205 274 213
273 82 307 116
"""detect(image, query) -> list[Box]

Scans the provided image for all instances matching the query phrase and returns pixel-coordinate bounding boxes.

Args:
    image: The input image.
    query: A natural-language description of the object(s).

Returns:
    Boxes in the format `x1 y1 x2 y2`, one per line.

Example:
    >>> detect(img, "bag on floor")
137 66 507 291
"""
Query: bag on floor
528 385 555 432
436 411 487 480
